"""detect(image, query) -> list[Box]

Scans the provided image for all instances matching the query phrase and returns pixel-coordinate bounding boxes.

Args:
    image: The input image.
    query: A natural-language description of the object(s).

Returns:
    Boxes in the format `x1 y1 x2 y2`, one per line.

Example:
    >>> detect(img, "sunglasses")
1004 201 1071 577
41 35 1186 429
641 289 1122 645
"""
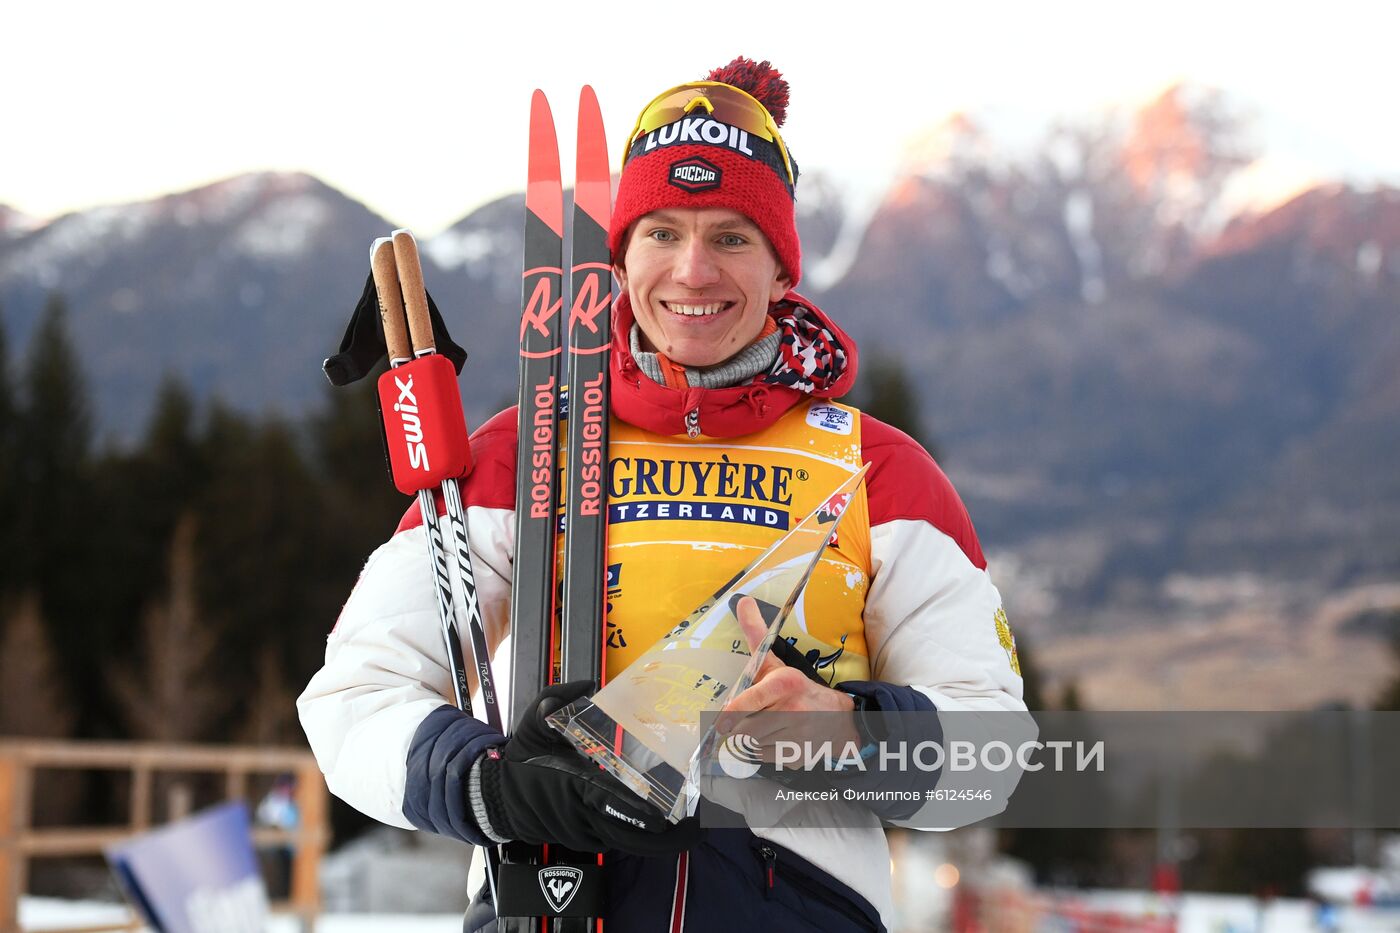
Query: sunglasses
624 81 795 187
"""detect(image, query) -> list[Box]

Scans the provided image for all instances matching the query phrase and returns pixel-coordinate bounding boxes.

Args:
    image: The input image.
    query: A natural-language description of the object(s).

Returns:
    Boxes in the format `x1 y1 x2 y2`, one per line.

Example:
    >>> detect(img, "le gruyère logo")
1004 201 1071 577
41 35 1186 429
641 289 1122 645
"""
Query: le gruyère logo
608 454 794 529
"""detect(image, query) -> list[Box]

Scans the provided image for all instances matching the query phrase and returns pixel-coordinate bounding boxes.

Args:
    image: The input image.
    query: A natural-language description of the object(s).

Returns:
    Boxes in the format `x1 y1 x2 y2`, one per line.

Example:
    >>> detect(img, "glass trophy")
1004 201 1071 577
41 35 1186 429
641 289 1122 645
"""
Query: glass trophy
547 464 870 822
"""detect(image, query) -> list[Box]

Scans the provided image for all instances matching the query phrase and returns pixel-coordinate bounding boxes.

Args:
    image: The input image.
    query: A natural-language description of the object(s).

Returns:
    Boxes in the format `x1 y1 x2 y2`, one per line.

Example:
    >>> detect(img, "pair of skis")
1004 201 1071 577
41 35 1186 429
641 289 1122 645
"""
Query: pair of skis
496 87 613 930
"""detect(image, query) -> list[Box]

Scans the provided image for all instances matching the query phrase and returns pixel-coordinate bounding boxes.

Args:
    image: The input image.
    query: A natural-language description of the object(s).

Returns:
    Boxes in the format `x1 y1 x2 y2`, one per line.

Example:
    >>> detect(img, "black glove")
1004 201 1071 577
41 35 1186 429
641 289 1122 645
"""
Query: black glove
469 680 700 857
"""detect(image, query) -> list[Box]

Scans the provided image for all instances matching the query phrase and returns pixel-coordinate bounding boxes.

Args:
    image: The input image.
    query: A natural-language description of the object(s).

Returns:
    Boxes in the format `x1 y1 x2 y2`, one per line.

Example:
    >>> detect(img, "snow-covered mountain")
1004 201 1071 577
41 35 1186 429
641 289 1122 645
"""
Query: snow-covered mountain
808 86 1400 598
0 173 419 437
0 91 1396 606
0 204 39 242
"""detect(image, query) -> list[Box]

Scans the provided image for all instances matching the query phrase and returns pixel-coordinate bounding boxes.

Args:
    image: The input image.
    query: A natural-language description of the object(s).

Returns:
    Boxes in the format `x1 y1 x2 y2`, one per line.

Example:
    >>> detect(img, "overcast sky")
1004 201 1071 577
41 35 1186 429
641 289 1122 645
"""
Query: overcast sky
4 0 1397 234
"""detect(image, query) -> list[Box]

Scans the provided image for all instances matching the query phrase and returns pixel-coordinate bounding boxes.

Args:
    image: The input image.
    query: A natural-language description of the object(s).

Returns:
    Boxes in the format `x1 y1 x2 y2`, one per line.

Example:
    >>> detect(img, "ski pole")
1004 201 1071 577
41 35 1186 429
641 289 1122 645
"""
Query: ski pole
388 229 503 734
369 233 502 901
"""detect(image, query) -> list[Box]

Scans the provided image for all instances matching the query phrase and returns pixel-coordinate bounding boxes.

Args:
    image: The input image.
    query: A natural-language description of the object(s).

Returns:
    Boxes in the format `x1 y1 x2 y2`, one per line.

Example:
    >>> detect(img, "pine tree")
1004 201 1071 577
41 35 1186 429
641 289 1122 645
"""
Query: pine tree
239 645 299 746
1014 630 1046 711
196 403 328 696
144 375 204 500
999 643 1111 886
108 513 226 742
86 376 208 676
857 351 940 459
0 591 75 737
0 304 18 598
1376 622 1400 711
310 377 405 550
19 294 91 491
1060 680 1084 711
16 293 98 725
0 589 84 826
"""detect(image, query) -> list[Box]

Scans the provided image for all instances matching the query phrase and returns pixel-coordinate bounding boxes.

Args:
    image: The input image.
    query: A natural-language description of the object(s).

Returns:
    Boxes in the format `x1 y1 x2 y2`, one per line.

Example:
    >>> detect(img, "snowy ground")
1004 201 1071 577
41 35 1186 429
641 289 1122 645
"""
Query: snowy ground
23 893 1400 932
19 897 462 932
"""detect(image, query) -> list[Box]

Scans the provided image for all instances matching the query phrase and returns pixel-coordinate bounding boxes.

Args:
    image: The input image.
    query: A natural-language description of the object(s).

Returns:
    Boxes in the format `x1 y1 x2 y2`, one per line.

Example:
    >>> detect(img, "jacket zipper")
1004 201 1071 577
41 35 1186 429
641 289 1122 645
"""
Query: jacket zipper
754 842 879 930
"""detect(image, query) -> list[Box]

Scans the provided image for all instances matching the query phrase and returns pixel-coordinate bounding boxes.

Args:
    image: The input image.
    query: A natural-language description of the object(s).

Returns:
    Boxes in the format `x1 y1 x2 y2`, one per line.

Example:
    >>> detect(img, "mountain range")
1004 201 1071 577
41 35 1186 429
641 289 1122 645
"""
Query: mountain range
3 86 1397 702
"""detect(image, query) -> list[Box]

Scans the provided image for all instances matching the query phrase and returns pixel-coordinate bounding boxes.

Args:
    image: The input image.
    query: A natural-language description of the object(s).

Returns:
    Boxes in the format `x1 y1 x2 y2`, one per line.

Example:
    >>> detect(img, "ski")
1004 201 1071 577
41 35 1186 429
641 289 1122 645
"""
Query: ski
510 89 565 744
561 85 613 690
496 85 613 932
554 83 614 933
499 89 565 933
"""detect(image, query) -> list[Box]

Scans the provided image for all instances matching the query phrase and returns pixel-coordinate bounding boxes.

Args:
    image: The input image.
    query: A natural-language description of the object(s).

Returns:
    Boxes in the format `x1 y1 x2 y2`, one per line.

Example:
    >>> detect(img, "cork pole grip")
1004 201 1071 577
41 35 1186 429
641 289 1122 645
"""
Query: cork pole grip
391 229 434 354
370 238 412 364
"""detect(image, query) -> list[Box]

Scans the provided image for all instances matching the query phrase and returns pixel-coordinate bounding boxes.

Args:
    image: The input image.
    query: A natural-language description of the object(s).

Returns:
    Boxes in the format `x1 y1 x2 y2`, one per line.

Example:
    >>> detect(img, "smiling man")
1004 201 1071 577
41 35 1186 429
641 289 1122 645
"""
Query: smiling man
617 208 789 367
300 57 1025 932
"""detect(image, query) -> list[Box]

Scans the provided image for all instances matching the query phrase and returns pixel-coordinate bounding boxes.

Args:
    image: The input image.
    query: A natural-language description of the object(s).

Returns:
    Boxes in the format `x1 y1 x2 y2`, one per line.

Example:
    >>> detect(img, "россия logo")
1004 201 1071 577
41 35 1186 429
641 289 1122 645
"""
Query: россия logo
669 156 723 192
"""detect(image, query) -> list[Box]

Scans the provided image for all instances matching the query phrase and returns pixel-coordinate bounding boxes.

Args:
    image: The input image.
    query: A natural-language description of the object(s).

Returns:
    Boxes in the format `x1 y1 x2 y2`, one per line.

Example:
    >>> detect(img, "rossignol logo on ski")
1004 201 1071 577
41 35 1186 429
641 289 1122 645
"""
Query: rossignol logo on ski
538 866 584 913
392 374 430 471
573 372 607 518
640 116 755 158
520 273 563 350
669 156 722 192
525 375 557 520
570 264 612 335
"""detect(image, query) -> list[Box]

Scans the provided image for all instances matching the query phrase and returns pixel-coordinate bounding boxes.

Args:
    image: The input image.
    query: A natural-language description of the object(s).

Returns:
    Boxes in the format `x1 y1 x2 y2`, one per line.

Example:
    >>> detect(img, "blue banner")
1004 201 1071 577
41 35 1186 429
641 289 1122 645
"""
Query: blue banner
106 801 268 933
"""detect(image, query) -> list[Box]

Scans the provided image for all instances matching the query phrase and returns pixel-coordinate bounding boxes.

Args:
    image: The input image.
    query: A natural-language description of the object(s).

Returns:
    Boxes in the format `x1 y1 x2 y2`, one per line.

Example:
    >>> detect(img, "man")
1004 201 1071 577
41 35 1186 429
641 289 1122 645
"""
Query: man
299 57 1024 932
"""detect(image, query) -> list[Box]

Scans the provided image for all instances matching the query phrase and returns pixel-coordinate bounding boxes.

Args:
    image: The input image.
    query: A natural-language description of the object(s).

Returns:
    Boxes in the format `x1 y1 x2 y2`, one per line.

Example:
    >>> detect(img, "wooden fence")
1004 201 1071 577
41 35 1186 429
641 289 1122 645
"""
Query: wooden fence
0 739 328 933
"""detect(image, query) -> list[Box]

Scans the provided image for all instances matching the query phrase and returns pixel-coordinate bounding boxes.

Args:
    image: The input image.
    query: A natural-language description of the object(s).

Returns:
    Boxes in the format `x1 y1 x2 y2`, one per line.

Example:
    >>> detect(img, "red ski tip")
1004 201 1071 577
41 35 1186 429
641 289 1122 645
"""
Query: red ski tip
575 85 612 230
528 90 565 238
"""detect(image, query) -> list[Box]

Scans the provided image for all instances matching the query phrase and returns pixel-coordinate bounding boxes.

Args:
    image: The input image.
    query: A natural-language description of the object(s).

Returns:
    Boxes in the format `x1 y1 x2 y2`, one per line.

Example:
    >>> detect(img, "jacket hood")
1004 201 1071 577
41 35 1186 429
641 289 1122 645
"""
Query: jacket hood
609 290 859 438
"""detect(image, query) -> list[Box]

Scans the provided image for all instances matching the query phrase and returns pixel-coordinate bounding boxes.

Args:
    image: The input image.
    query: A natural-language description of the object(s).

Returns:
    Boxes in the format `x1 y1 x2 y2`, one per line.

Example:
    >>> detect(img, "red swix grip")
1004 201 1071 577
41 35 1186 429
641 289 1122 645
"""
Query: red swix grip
378 354 473 495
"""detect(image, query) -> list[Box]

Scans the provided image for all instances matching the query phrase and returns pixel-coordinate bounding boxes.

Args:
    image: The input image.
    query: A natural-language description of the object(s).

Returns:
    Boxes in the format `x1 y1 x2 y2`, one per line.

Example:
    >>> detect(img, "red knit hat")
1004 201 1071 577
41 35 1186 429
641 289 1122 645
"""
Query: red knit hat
610 57 802 286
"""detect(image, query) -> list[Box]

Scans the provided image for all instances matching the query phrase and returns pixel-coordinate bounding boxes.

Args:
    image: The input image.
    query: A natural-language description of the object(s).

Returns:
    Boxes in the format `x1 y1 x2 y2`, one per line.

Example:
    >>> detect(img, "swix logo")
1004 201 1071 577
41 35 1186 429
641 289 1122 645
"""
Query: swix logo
669 156 722 193
526 375 557 520
392 374 430 471
520 274 562 343
641 116 755 158
570 266 611 335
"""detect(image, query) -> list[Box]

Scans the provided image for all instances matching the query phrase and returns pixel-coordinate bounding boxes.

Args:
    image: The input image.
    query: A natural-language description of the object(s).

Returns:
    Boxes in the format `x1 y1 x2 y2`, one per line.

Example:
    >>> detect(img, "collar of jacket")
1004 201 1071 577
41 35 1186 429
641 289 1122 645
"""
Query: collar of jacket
608 290 860 439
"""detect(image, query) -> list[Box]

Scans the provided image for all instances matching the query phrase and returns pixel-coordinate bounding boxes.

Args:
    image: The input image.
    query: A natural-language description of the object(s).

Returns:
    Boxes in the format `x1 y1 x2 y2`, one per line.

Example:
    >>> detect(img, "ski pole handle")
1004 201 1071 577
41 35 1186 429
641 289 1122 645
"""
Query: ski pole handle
370 237 413 365
391 229 435 355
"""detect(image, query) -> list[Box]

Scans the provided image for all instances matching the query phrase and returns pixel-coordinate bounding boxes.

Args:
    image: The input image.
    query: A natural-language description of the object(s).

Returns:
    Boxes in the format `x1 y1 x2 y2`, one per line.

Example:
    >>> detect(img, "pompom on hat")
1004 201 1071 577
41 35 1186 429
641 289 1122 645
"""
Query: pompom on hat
610 57 802 286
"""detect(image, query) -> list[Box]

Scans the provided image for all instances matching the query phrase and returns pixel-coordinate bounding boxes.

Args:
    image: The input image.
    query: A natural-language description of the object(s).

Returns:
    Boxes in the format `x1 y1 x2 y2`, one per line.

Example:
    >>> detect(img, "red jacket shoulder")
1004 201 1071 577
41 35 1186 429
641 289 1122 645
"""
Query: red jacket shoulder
395 407 520 533
860 412 986 570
